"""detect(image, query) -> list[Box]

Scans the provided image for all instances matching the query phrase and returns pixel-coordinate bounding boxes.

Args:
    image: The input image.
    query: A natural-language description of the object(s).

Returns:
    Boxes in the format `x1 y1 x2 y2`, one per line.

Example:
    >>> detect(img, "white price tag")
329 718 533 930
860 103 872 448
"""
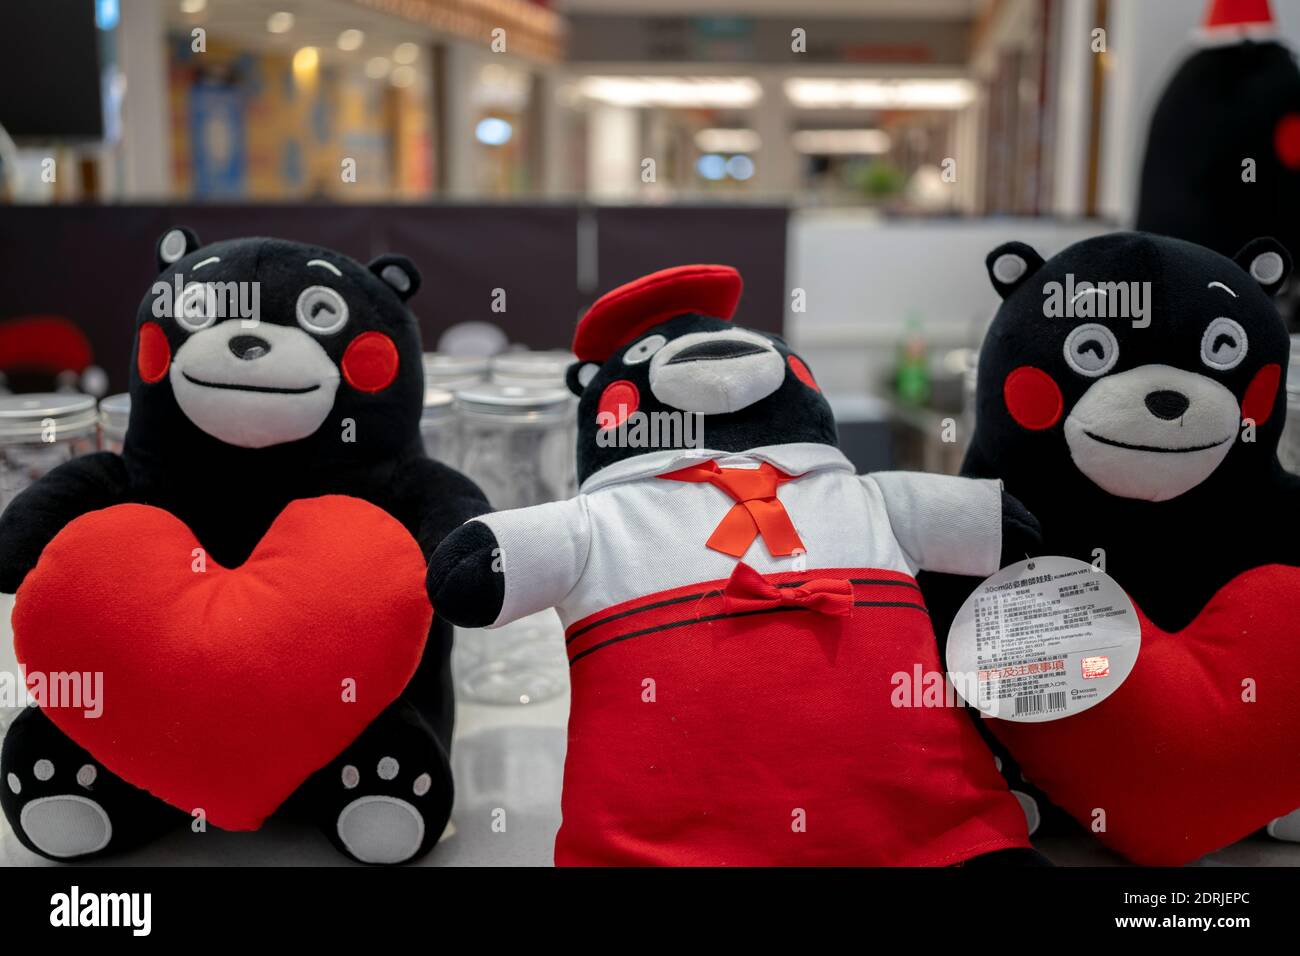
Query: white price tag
946 556 1140 723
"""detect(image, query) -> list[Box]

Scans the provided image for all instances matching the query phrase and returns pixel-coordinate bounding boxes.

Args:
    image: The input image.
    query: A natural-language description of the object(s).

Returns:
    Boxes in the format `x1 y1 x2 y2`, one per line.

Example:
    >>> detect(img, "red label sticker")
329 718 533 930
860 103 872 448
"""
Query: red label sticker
1082 655 1110 679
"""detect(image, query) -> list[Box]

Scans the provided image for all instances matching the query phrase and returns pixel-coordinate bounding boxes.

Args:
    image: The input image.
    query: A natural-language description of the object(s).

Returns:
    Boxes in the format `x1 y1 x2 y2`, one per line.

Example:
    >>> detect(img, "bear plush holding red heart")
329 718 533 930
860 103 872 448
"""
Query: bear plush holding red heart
924 231 1300 864
0 230 489 864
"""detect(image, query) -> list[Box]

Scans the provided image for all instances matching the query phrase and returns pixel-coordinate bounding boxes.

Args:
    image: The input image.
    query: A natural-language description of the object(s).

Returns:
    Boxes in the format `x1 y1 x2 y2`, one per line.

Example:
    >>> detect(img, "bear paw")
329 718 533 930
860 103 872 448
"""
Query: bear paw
335 756 440 864
7 759 112 859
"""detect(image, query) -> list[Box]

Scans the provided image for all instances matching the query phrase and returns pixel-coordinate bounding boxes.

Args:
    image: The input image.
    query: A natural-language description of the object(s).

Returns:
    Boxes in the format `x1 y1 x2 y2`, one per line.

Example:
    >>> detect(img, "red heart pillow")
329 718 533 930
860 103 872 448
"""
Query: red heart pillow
12 495 432 831
991 564 1300 865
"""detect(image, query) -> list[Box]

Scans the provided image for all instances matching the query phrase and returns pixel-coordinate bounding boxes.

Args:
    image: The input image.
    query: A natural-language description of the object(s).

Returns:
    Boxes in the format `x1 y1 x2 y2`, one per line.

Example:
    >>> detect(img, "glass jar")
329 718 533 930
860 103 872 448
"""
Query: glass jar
0 393 98 516
489 350 575 390
0 394 98 802
455 383 576 511
420 386 462 468
423 353 489 393
452 384 576 706
98 392 131 454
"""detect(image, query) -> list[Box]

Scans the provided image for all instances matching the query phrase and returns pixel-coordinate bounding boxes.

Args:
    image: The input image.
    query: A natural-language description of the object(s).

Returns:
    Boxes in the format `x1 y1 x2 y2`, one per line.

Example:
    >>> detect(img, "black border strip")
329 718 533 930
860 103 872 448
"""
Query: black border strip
565 576 921 645
568 599 929 666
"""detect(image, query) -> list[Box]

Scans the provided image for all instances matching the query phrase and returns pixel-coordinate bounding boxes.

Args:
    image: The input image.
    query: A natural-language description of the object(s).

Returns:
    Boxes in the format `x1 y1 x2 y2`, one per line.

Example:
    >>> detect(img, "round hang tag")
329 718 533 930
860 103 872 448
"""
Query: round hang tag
946 556 1141 723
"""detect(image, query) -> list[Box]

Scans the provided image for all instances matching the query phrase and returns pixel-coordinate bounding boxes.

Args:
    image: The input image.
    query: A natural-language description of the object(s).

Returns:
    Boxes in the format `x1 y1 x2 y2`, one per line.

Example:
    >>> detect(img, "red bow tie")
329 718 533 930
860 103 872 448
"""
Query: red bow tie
659 460 805 558
720 562 853 617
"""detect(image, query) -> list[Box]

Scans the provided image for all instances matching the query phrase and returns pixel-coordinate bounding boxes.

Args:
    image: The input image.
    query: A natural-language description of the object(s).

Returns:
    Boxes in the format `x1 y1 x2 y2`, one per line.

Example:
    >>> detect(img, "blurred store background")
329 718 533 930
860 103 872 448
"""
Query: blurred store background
1 0 1299 481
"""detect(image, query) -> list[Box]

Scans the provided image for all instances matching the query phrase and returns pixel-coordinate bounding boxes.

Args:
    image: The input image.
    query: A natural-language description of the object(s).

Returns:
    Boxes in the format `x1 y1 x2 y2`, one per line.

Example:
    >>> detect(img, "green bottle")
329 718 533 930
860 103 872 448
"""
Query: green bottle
896 314 931 406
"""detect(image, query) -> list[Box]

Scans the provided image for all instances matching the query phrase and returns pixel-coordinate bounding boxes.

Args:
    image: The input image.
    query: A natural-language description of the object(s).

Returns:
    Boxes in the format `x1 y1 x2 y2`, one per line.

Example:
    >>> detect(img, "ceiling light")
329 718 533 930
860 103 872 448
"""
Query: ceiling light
393 42 420 65
365 56 391 79
694 128 761 153
337 29 364 52
292 46 318 83
476 117 513 146
791 129 893 155
390 65 417 88
577 76 761 109
784 78 974 110
725 155 755 180
179 0 207 13
267 11 294 34
696 154 727 181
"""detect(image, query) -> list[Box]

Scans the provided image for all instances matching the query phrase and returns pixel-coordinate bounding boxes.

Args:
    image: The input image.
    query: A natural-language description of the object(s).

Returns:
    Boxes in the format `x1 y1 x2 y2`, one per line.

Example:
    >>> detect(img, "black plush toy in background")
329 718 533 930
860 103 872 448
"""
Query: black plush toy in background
925 231 1300 865
1136 0 1300 325
430 264 1045 866
0 229 489 864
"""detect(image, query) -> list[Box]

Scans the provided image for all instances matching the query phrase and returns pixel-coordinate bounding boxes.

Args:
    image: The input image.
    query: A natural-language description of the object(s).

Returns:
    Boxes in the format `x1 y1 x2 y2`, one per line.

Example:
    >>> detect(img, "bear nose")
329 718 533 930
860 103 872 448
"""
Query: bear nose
1144 389 1189 420
229 335 271 361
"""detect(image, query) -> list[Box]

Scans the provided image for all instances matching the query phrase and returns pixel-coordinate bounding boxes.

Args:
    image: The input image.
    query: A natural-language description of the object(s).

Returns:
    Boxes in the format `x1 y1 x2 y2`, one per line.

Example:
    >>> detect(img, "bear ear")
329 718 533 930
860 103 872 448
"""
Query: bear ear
1234 237 1292 296
986 241 1046 300
156 227 200 271
566 360 600 397
368 254 421 302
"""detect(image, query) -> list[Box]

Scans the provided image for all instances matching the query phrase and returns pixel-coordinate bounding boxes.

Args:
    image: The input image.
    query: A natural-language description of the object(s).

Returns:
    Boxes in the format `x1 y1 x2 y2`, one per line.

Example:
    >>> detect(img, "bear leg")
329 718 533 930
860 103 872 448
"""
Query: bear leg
1 707 183 861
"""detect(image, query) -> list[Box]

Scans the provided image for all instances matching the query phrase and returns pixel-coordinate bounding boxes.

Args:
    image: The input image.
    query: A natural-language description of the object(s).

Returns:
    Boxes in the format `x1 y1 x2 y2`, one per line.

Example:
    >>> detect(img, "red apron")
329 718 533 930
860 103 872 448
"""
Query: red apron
557 565 1031 865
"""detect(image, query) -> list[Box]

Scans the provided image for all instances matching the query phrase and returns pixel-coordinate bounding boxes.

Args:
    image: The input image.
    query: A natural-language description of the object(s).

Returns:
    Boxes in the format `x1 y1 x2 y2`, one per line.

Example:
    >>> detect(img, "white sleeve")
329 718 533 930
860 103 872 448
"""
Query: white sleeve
863 471 1003 577
474 496 592 627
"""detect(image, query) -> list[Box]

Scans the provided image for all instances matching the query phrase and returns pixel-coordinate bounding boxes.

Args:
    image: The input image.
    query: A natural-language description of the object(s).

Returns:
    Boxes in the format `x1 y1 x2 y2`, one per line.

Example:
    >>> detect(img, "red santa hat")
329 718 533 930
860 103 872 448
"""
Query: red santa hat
1200 0 1277 40
572 264 743 363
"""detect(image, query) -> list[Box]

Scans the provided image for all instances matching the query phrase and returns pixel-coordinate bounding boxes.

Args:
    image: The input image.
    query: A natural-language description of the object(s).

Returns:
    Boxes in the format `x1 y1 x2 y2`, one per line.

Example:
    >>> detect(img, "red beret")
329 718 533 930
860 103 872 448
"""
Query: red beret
572 264 743 363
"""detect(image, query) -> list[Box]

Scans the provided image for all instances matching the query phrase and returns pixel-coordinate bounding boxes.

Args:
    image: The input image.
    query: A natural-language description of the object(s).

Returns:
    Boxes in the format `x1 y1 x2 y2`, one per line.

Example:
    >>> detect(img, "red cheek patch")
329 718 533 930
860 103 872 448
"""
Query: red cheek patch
597 380 639 430
1004 366 1063 430
787 355 820 392
1275 113 1300 170
137 321 171 383
1242 362 1281 426
341 332 399 393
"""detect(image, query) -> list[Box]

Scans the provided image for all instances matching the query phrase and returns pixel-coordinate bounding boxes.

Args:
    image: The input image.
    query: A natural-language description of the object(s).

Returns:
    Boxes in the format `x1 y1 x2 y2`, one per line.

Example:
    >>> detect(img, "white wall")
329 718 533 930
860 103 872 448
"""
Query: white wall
786 211 1105 395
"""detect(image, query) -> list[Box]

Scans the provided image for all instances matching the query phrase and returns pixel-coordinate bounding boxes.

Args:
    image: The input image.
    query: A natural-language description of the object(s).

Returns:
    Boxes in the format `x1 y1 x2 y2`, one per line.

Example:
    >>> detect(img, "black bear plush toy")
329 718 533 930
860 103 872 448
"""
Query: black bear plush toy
1 229 488 864
1136 0 1300 325
430 264 1044 866
926 231 1300 865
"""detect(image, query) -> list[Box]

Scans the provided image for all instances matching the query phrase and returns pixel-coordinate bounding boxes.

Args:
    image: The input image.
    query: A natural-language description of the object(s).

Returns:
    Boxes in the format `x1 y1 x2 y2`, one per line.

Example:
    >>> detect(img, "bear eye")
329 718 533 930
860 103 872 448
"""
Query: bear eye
623 333 667 365
176 282 216 332
296 286 349 335
1063 323 1119 377
1200 317 1247 371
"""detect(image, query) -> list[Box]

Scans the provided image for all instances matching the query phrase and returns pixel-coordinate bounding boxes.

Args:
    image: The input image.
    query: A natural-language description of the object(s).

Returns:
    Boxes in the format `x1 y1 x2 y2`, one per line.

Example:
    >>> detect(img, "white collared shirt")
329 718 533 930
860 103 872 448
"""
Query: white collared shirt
475 442 1004 628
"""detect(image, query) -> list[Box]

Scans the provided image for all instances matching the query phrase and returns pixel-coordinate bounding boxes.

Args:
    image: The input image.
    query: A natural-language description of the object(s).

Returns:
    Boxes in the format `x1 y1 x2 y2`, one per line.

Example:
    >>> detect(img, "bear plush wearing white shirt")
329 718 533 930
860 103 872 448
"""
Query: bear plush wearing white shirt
429 264 1043 866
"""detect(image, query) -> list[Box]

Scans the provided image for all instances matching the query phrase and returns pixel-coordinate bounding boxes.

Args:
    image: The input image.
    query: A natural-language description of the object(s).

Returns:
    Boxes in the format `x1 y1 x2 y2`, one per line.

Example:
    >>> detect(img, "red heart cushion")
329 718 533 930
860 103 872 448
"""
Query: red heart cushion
991 564 1300 865
12 495 432 831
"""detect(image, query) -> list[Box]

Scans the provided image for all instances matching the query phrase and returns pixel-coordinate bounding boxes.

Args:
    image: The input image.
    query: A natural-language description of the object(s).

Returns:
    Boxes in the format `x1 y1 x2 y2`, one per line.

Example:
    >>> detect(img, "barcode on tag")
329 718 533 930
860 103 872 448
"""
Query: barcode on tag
1012 691 1068 717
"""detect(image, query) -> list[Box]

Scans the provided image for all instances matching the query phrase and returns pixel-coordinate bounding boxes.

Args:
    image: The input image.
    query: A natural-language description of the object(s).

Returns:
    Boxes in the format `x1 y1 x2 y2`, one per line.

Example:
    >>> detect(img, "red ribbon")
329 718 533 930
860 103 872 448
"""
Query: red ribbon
659 461 805 558
720 562 853 617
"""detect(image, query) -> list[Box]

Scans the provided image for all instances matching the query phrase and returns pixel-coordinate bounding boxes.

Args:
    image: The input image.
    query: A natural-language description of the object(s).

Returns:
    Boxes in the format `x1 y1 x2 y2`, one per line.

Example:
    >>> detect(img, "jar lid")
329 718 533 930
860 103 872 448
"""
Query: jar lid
0 393 99 440
490 350 574 386
455 383 573 420
423 353 489 384
99 392 131 428
422 386 455 419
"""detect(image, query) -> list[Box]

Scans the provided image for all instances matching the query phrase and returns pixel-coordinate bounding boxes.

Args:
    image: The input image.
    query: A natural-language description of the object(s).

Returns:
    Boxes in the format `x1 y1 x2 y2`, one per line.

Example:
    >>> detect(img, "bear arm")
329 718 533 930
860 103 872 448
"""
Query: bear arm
466 496 592 628
862 471 1005 577
426 520 506 627
387 456 493 561
0 452 133 593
